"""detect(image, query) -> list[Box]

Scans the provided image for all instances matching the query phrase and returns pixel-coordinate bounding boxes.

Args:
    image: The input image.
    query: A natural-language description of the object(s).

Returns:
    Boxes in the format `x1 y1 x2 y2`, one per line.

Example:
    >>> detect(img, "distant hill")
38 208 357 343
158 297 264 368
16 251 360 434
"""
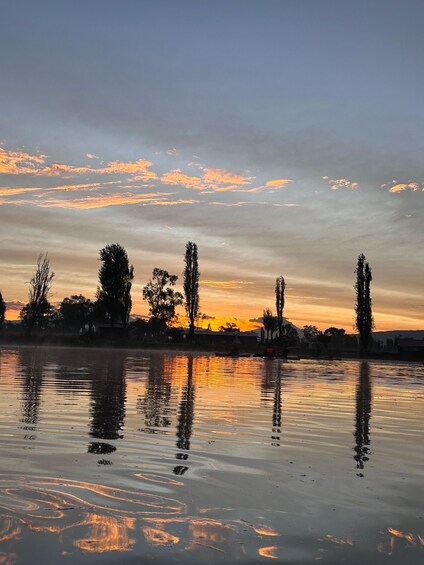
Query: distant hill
371 330 424 343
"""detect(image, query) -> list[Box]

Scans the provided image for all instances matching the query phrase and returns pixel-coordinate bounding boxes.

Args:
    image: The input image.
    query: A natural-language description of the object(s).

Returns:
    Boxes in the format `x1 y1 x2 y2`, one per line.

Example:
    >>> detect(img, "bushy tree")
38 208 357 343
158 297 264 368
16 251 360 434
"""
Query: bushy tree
20 253 54 336
275 275 286 338
97 244 134 328
0 292 5 329
143 268 183 326
355 253 374 355
302 325 321 343
60 295 95 330
183 242 200 338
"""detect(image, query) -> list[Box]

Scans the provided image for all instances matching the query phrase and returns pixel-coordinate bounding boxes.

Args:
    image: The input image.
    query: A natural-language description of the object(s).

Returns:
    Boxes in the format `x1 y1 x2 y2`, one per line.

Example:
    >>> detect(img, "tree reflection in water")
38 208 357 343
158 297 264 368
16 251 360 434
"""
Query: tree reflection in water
261 360 283 447
353 361 372 475
174 356 195 476
137 355 173 432
19 348 46 440
88 355 126 461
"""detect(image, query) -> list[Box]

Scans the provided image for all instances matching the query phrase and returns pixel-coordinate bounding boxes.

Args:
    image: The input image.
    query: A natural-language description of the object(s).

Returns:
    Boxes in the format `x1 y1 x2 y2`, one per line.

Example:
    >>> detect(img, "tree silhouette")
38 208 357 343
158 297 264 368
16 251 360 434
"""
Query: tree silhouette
97 243 134 328
275 275 286 338
354 253 374 355
143 268 183 326
183 241 200 339
60 295 94 330
19 253 54 336
0 291 5 329
302 324 320 343
263 308 277 341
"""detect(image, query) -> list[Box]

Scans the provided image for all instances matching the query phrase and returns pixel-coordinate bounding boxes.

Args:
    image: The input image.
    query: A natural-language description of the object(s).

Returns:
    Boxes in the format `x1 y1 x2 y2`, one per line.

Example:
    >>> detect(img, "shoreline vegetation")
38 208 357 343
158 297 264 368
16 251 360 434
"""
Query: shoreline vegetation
0 339 424 364
1 243 423 361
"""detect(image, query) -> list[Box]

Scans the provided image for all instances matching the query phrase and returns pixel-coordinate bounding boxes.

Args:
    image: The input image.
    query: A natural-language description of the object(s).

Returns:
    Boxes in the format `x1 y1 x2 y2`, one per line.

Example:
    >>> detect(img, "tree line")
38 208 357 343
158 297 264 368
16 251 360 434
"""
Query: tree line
0 250 374 354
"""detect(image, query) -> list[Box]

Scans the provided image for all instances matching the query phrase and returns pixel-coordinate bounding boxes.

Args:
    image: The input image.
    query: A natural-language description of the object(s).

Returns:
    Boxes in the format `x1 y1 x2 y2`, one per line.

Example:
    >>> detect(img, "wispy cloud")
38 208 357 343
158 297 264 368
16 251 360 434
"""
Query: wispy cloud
202 280 254 289
209 201 248 207
0 147 46 174
37 192 196 209
202 167 253 190
161 169 203 190
0 146 157 181
161 166 253 192
323 176 359 190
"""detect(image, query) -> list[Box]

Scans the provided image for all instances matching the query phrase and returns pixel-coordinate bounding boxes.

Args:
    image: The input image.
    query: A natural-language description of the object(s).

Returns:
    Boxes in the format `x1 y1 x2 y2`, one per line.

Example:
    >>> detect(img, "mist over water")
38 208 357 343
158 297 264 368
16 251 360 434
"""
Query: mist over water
0 347 423 563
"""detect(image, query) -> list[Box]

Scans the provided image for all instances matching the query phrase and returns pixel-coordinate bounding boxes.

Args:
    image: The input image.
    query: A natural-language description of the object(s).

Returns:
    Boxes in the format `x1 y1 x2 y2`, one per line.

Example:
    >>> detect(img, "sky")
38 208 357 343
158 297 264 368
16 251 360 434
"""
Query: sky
0 0 423 331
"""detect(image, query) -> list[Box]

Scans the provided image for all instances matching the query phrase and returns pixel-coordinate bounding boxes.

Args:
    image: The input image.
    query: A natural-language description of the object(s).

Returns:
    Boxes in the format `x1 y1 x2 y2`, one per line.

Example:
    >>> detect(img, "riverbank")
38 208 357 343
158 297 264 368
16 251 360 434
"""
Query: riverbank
0 337 423 363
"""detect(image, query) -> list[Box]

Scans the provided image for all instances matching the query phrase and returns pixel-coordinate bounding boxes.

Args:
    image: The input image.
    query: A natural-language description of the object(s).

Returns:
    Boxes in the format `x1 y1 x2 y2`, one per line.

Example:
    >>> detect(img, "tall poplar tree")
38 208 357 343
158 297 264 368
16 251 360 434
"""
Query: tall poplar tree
97 243 134 328
0 291 6 329
183 242 200 338
275 275 286 338
355 253 374 355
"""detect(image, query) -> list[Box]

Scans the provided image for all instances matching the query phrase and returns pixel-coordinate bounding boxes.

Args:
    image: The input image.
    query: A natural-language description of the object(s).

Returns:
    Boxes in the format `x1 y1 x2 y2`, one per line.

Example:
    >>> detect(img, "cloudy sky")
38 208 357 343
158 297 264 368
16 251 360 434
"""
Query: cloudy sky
1 0 423 330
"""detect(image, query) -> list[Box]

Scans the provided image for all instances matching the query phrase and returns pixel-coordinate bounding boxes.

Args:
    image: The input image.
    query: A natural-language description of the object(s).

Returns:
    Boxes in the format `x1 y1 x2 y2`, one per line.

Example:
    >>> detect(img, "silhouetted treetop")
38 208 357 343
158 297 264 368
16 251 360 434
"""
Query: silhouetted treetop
97 243 134 328
143 268 183 325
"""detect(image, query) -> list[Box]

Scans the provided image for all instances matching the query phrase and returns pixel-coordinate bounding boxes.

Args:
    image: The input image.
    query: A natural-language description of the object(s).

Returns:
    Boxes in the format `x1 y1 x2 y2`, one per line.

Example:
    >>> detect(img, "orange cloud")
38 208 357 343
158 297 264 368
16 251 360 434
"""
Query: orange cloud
389 182 422 193
202 280 254 289
0 146 157 181
161 169 203 189
0 147 45 174
98 159 157 180
36 192 197 209
39 158 157 180
202 167 253 190
39 163 93 176
0 181 119 199
162 167 253 192
0 187 41 196
265 178 292 189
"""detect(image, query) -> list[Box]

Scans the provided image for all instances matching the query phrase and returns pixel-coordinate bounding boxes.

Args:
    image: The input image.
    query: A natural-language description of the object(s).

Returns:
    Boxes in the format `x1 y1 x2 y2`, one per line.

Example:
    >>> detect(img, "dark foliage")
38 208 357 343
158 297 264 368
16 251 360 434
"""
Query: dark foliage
275 275 286 338
60 295 95 330
0 292 5 329
142 268 183 326
183 242 200 338
355 254 374 355
97 243 134 328
19 254 54 336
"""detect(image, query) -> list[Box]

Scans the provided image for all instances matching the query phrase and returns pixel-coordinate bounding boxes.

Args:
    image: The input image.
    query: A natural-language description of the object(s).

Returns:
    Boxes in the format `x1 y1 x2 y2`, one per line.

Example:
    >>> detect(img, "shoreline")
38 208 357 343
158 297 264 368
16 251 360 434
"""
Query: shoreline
0 340 422 363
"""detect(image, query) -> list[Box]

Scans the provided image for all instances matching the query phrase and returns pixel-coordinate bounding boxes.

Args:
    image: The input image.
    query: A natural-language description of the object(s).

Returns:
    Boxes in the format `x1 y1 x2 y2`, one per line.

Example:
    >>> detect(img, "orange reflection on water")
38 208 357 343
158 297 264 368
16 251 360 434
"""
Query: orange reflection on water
0 517 21 543
324 534 354 546
253 525 280 537
142 526 179 546
387 527 415 544
73 514 136 553
258 545 278 559
377 527 424 554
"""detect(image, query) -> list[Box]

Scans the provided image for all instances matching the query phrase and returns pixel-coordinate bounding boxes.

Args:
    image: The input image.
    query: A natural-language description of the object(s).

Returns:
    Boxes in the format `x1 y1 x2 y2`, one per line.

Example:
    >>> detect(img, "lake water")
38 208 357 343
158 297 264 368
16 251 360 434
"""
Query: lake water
0 347 423 564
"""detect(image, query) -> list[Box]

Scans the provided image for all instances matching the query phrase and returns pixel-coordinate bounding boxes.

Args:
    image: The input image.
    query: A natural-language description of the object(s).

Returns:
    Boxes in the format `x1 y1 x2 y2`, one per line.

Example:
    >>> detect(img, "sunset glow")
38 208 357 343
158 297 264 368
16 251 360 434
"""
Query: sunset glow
0 1 423 334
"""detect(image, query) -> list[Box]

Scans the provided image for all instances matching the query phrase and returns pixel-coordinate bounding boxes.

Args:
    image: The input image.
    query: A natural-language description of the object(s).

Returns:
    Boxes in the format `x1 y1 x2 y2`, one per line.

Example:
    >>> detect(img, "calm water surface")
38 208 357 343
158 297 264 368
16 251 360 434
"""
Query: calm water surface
0 347 423 564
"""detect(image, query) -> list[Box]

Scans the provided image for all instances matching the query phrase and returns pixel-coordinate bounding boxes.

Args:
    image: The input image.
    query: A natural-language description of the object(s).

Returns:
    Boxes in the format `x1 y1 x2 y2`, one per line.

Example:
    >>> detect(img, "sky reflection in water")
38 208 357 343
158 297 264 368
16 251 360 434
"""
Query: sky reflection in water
0 347 423 564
